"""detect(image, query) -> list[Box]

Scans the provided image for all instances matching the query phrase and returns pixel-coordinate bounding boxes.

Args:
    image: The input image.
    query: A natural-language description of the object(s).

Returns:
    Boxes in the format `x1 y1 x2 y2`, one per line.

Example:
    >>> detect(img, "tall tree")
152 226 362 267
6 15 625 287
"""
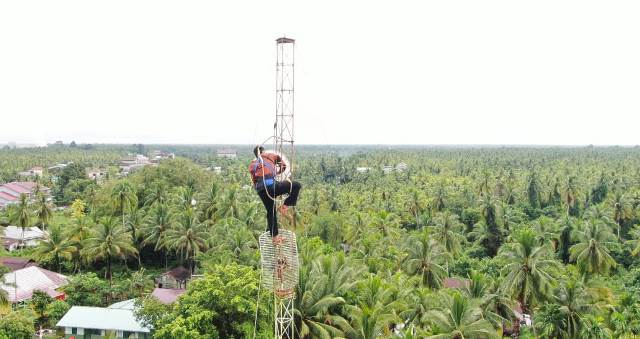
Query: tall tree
562 175 580 216
611 190 632 239
164 209 207 273
430 212 465 256
425 292 498 339
500 228 558 322
142 203 173 266
475 194 503 257
82 217 138 281
34 193 53 231
10 193 31 247
111 181 138 230
294 256 351 338
36 224 76 273
527 171 542 209
570 219 617 277
404 229 449 289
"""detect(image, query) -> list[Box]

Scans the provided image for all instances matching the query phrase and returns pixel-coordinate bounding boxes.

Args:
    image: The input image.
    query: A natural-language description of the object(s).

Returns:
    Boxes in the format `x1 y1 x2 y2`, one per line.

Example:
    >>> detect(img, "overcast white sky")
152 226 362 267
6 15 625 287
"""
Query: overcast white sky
1 1 639 145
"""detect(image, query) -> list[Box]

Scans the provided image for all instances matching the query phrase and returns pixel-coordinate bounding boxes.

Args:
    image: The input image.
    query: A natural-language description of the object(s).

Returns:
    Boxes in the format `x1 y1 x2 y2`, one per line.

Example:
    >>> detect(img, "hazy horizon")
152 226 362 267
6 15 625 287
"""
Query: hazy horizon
2 141 639 148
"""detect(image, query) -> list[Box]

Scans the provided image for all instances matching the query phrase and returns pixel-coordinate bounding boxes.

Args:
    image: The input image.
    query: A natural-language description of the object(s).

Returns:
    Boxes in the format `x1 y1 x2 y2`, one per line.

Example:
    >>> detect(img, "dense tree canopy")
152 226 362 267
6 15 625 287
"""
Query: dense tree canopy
1 145 640 338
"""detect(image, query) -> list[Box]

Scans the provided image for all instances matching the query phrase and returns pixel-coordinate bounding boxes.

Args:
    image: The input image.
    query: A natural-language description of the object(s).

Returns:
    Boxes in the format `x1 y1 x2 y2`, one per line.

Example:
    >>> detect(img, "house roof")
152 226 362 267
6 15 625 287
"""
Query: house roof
3 226 46 241
57 306 150 333
108 299 137 310
0 257 37 271
0 192 18 201
1 183 31 194
1 266 68 302
151 288 186 304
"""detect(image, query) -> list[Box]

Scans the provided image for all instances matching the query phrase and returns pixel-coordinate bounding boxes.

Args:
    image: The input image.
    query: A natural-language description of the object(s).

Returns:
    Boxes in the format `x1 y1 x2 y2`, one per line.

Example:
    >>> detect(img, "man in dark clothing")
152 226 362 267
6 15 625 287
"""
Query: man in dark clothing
249 145 302 240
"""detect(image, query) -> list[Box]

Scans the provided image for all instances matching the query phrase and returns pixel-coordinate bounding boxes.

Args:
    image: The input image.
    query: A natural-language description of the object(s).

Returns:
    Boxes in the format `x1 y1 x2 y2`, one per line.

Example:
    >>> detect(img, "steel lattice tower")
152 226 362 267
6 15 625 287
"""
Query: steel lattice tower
274 37 295 176
271 36 297 339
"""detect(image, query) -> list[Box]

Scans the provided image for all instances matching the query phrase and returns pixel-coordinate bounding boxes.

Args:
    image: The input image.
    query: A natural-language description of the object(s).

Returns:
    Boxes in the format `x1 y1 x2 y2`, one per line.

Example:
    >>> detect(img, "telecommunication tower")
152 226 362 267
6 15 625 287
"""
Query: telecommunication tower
274 37 295 178
257 37 299 339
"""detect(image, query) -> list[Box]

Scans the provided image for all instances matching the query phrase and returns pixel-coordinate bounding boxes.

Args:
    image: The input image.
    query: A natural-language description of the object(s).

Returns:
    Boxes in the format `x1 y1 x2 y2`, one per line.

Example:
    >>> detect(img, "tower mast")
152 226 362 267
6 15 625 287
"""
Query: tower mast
274 37 295 176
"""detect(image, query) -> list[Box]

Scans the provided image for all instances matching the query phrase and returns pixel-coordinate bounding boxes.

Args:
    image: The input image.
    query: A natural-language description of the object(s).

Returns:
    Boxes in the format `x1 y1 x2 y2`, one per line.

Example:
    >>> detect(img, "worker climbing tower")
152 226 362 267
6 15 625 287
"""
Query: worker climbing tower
257 37 299 339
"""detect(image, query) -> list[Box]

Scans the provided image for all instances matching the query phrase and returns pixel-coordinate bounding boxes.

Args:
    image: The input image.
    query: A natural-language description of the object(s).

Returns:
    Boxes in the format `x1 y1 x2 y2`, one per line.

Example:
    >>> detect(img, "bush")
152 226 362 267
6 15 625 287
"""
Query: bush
0 310 35 339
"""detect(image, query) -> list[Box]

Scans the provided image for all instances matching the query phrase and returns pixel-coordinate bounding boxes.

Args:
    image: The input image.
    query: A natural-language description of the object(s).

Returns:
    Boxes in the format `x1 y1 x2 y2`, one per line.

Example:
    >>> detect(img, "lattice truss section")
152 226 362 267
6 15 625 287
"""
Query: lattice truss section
275 295 295 339
258 229 300 295
275 38 295 169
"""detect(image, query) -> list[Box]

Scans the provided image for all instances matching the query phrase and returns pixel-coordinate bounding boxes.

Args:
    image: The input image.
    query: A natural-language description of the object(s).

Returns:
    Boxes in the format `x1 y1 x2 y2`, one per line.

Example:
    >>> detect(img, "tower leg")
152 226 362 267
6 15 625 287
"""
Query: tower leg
275 295 295 339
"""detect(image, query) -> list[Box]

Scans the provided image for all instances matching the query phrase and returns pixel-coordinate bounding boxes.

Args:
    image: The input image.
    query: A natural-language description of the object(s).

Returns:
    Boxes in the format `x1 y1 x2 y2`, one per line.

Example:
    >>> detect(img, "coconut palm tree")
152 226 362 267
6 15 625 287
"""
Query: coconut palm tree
164 208 207 273
82 216 138 281
611 190 632 239
531 216 560 250
554 280 592 338
294 256 351 339
111 181 138 229
219 187 241 219
580 315 612 339
430 212 465 256
402 287 439 331
627 226 640 256
144 181 169 207
345 212 369 246
527 171 542 209
200 182 221 222
126 207 145 266
142 203 173 253
570 219 617 277
35 224 76 272
67 216 92 273
404 229 449 289
431 183 447 212
371 210 400 238
562 175 580 216
500 228 558 321
175 186 196 213
475 194 504 257
425 292 498 339
464 271 516 330
346 304 397 339
34 193 53 231
142 203 173 268
347 275 405 339
408 189 424 228
10 193 31 247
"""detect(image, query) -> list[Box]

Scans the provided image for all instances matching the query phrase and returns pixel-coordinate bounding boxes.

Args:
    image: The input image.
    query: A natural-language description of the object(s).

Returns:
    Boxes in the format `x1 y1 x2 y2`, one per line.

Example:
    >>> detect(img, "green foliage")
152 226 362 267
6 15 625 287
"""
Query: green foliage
46 300 71 328
62 272 111 306
0 310 36 339
134 297 172 330
29 290 53 328
153 263 270 339
4 145 640 338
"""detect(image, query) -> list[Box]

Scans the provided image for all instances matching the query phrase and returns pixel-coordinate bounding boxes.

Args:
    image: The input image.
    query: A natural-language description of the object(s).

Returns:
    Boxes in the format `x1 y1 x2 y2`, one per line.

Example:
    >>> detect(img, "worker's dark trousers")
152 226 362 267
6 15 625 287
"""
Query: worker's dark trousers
257 180 301 237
